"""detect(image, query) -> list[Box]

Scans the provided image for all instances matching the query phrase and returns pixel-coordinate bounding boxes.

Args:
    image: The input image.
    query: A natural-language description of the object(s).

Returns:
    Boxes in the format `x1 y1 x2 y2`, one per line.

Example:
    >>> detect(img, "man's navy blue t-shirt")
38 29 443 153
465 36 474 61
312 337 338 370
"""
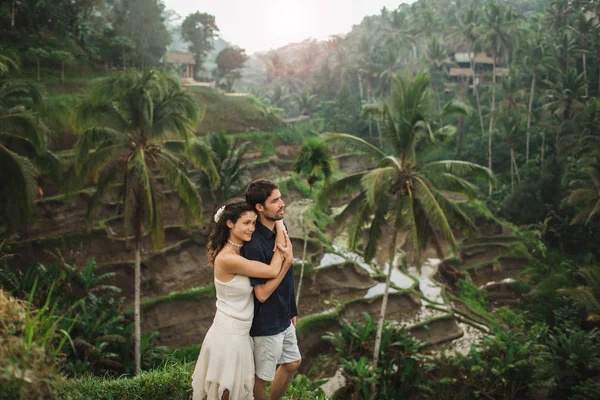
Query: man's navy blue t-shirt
242 220 297 337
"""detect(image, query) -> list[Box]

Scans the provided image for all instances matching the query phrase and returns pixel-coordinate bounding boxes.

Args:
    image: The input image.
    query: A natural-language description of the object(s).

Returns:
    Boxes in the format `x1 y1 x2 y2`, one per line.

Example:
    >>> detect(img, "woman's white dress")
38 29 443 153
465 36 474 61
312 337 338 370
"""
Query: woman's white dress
192 274 255 400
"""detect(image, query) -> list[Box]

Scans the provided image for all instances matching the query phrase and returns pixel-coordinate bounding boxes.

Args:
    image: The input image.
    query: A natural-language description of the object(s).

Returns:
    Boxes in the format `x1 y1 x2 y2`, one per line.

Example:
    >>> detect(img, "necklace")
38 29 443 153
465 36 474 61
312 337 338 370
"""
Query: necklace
227 239 243 248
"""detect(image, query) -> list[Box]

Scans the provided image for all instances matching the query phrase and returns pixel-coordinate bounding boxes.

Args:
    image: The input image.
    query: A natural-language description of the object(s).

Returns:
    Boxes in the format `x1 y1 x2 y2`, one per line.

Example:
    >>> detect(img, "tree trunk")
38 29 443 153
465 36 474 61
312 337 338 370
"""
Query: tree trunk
134 219 142 375
372 225 399 370
11 0 15 28
513 149 521 185
583 53 588 98
358 73 364 102
488 52 497 146
296 209 309 307
456 114 464 158
541 129 545 170
37 60 40 81
488 119 493 195
526 71 536 162
61 61 65 84
436 89 443 127
468 47 485 138
510 147 515 194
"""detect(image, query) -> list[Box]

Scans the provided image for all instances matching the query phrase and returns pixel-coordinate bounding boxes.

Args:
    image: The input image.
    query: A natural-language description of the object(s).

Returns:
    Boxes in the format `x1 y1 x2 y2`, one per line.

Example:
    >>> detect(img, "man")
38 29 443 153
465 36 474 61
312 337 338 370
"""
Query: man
243 179 301 400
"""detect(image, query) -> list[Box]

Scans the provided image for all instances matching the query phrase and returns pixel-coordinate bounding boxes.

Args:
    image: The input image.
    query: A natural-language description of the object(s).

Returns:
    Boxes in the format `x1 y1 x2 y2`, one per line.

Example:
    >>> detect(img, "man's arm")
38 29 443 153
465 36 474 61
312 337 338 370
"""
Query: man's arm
254 259 293 303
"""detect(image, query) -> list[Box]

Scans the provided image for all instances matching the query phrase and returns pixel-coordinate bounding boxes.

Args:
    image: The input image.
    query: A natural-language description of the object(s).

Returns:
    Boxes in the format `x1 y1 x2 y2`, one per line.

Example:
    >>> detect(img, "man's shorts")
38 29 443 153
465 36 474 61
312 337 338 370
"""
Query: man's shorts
253 323 302 381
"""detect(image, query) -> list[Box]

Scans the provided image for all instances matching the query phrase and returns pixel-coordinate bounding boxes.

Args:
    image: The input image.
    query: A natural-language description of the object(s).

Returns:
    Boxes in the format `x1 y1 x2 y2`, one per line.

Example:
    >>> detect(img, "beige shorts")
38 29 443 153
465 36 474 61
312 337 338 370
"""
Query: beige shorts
252 324 301 381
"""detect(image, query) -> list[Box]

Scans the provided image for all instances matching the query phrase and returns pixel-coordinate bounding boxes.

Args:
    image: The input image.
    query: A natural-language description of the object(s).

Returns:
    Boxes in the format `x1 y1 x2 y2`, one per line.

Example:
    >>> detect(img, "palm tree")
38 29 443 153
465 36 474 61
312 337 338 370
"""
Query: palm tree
0 54 59 232
543 67 586 145
572 12 599 98
454 5 486 139
424 36 455 125
483 1 517 179
521 23 550 162
320 72 494 370
293 137 335 307
73 70 218 374
290 91 320 116
495 75 527 193
562 155 600 225
203 132 249 204
558 262 600 323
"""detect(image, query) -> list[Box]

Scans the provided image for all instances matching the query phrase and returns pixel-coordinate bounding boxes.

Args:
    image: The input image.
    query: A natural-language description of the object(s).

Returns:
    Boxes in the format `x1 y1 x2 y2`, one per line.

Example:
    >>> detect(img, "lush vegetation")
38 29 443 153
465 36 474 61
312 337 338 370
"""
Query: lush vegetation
1 0 600 398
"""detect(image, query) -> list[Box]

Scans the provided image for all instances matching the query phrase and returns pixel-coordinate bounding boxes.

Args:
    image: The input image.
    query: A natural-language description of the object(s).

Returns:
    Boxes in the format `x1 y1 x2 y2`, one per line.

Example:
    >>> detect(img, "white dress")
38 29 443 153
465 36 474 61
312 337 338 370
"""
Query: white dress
192 274 255 400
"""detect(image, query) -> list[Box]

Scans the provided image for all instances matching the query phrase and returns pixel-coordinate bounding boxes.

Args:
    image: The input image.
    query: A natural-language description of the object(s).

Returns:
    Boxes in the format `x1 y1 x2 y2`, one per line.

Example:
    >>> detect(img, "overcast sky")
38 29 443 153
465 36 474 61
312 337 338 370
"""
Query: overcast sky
162 0 411 54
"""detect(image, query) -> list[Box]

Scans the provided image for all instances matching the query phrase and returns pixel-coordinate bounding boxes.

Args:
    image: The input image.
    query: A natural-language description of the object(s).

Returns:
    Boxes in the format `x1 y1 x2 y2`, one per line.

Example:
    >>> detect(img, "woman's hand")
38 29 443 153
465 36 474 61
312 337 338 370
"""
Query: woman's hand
273 220 289 252
276 229 293 262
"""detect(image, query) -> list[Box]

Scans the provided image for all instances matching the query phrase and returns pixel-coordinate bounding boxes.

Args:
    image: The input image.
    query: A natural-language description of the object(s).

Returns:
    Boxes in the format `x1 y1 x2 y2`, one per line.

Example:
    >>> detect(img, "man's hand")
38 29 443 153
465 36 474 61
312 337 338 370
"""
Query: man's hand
291 316 297 327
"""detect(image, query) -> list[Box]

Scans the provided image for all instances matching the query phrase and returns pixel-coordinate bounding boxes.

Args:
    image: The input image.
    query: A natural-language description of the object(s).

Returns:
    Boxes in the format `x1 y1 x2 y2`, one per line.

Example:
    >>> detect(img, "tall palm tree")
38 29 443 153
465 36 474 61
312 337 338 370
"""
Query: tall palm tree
73 70 218 374
293 137 335 307
572 12 599 98
483 1 517 179
424 36 455 126
454 5 486 139
543 67 586 145
0 54 59 232
521 23 550 162
320 73 494 370
495 74 527 193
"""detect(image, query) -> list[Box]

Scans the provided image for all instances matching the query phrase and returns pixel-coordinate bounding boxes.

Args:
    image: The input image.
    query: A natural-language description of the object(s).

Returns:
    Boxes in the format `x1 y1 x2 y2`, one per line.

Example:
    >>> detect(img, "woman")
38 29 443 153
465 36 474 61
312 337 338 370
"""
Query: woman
192 198 292 400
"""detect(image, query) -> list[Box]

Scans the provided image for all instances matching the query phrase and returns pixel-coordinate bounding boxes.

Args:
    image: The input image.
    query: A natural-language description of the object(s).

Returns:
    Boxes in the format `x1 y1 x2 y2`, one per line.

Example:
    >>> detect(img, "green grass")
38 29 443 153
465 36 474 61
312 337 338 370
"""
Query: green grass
40 94 83 137
56 363 325 400
56 363 193 400
188 87 282 134
456 279 491 315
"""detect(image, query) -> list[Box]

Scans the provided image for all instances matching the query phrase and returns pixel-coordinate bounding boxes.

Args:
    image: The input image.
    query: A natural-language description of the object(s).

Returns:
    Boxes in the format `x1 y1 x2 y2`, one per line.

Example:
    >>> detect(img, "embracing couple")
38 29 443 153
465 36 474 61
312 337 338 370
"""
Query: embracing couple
192 179 301 400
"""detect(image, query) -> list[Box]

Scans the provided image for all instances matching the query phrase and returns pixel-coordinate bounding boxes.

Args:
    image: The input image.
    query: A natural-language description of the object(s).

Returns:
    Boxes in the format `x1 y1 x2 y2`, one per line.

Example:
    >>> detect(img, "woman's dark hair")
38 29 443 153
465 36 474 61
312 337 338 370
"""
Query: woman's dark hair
246 179 279 208
207 198 256 265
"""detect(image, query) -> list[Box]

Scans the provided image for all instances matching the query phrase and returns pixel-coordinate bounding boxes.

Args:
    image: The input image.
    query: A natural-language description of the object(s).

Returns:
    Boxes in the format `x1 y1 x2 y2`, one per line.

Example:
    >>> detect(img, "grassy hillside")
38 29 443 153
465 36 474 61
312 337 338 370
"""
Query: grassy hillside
189 87 283 134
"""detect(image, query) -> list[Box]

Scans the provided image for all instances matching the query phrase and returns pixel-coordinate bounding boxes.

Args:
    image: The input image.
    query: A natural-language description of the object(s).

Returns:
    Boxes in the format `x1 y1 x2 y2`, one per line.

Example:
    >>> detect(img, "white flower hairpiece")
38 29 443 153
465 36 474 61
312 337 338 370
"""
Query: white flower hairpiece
214 205 226 223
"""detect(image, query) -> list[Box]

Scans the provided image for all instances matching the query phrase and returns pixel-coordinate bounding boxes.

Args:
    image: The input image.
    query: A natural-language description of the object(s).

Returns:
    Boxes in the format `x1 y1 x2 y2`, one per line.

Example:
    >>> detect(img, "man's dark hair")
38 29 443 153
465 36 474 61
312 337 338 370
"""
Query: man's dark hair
246 179 279 207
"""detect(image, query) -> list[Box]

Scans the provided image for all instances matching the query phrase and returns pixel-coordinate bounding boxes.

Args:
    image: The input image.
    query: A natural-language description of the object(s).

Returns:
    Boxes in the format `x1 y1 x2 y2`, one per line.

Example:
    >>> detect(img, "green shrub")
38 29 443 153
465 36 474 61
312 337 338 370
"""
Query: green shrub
436 326 549 400
326 314 436 399
542 327 600 398
0 289 63 400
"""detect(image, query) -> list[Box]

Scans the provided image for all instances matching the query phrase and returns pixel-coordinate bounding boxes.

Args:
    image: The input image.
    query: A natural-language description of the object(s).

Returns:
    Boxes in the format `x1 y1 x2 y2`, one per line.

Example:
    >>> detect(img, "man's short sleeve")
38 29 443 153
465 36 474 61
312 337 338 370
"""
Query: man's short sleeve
243 243 268 287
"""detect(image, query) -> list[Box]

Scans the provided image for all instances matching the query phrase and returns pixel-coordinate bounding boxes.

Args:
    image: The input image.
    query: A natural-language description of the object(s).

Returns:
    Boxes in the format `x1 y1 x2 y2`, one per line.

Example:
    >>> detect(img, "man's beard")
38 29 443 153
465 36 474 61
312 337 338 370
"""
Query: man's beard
264 210 284 221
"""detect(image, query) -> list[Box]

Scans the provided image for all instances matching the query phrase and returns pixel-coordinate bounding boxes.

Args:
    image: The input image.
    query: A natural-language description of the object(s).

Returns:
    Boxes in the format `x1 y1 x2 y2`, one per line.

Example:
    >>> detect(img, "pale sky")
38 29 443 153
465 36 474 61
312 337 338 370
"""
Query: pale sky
163 0 411 54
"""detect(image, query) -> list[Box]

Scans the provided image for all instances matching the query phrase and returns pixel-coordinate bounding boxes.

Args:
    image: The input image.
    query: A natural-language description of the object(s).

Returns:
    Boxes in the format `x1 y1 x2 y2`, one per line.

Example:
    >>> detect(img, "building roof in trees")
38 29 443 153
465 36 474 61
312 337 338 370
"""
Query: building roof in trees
166 52 196 65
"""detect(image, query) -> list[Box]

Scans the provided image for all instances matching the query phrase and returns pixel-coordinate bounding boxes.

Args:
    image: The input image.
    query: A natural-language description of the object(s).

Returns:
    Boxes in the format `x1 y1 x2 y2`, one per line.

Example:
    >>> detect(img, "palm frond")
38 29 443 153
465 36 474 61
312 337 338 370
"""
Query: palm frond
423 160 495 188
321 133 385 161
184 138 220 187
361 167 396 206
155 150 203 226
75 127 122 174
317 172 366 208
127 147 163 249
413 175 458 252
0 144 40 229
86 161 124 222
364 198 389 262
